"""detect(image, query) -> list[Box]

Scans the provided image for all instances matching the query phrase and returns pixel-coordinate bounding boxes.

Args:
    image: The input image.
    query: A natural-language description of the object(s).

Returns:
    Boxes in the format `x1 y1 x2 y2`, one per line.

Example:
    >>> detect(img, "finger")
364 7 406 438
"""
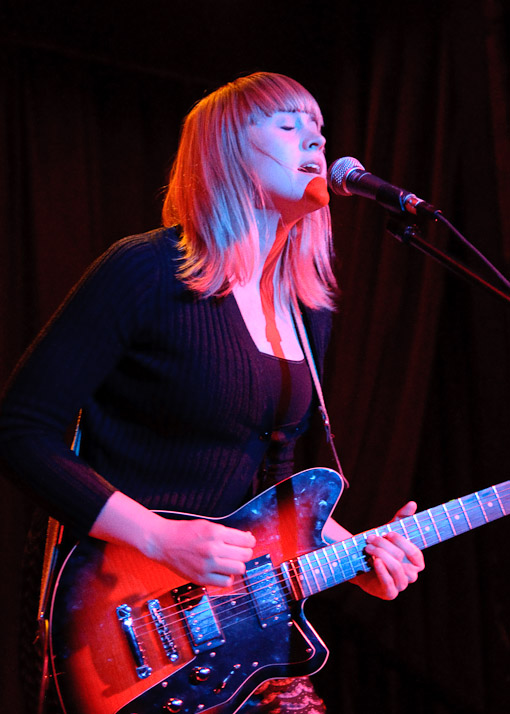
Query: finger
365 543 408 591
366 534 422 589
370 556 399 600
366 533 406 562
213 542 254 564
220 525 257 548
195 571 235 588
366 533 424 574
383 532 425 570
212 556 250 577
391 501 417 521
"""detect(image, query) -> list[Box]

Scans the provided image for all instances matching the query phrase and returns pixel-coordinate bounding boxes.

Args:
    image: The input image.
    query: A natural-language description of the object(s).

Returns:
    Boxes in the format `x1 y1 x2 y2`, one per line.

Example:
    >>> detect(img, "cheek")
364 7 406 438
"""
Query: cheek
257 159 295 196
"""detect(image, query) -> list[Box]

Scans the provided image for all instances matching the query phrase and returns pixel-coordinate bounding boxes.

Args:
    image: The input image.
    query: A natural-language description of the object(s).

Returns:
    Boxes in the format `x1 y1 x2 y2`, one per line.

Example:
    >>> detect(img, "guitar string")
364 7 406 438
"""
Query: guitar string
118 482 505 656
127 487 510 645
131 496 510 648
128 483 510 638
127 542 370 644
127 512 508 653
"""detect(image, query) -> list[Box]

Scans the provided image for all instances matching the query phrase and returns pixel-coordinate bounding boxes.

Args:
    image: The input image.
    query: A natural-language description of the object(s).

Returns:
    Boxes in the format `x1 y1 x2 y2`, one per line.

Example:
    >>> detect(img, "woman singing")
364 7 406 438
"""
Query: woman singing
0 72 424 713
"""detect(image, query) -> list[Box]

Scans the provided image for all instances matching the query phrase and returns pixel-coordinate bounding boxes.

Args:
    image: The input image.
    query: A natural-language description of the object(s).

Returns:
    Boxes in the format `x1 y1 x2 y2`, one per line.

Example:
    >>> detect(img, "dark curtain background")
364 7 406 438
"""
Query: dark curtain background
1 1 509 712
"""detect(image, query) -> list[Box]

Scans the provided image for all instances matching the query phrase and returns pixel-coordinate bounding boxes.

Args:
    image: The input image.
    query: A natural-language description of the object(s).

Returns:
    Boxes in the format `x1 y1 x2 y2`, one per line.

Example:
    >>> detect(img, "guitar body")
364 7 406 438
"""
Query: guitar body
49 467 343 714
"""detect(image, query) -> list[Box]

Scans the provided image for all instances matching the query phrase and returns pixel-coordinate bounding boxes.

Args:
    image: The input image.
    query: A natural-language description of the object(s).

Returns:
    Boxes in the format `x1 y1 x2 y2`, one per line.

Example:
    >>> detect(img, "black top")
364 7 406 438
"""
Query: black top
0 228 332 535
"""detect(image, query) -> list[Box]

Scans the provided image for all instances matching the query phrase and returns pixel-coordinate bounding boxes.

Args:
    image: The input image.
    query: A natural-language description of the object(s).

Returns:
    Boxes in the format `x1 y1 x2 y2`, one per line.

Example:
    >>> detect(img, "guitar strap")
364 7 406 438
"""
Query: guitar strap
36 411 82 714
292 304 349 489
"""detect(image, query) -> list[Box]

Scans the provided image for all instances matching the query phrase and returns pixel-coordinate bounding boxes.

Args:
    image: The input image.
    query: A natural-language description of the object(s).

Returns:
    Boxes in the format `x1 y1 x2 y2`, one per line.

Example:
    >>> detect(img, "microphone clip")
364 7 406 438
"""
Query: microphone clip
386 217 424 246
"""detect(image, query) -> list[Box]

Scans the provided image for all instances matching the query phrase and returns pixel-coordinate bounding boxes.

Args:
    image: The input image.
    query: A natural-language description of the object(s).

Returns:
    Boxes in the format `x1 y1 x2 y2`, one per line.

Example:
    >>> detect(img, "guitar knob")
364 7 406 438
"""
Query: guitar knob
163 698 184 712
190 666 212 683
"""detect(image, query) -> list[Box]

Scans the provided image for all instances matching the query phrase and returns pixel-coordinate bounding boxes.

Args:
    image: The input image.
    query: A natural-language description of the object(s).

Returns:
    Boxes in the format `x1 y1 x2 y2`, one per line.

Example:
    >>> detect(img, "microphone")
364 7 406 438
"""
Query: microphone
328 156 439 218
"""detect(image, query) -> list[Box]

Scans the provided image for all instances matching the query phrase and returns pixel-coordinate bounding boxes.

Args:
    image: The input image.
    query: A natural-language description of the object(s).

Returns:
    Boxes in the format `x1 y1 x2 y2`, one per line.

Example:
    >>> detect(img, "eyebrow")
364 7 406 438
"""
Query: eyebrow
276 111 323 128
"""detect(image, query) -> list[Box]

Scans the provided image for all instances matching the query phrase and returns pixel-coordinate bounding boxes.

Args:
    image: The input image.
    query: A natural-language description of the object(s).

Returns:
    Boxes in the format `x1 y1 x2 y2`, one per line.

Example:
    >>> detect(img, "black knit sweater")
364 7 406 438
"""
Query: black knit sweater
0 228 331 536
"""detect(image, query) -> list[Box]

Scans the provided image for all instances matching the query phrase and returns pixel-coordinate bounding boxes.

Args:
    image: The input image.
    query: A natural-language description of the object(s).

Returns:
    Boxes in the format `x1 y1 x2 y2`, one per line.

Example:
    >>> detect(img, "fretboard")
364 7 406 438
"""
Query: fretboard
282 480 510 599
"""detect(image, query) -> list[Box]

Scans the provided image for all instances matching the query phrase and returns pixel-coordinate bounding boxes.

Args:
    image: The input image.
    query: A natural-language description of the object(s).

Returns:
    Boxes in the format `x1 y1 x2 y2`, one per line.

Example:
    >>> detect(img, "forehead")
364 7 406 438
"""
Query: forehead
245 91 323 128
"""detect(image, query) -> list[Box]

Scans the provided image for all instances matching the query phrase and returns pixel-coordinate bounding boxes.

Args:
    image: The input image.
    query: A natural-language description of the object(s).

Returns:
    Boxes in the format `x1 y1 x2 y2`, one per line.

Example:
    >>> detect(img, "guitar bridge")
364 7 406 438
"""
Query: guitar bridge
116 604 152 679
147 598 179 662
172 583 225 654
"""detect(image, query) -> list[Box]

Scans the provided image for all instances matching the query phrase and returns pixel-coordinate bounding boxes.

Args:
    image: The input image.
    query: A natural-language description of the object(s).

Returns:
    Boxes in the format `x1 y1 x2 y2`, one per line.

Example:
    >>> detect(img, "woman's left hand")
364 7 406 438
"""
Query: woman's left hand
352 501 425 600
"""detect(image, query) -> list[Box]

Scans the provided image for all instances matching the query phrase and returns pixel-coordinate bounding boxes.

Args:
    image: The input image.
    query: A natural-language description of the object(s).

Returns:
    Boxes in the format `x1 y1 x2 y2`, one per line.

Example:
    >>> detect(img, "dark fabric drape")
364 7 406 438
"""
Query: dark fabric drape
306 3 510 713
1 1 509 712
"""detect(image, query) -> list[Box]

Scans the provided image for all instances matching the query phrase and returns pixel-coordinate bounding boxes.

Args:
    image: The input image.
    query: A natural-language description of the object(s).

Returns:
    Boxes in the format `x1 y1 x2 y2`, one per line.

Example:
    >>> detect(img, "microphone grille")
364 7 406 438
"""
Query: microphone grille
327 156 365 196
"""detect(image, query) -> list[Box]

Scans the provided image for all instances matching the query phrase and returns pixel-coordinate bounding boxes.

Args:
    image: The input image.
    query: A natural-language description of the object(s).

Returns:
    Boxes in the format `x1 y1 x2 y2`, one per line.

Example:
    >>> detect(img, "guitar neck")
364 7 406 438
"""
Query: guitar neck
284 480 510 599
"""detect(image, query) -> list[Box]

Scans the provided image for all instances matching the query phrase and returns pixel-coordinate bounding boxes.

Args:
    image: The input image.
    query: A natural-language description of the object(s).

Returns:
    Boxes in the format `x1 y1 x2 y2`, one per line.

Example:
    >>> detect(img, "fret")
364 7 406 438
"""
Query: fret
327 543 351 583
318 548 335 582
479 484 507 520
440 503 456 538
302 553 320 595
458 494 479 529
445 498 470 534
308 550 329 591
296 559 309 598
337 538 368 578
321 547 348 588
278 478 510 601
296 569 310 598
427 509 442 541
411 510 440 548
475 492 489 524
492 484 509 516
412 514 428 548
375 525 392 539
399 518 412 541
318 548 333 582
398 516 419 545
350 535 371 575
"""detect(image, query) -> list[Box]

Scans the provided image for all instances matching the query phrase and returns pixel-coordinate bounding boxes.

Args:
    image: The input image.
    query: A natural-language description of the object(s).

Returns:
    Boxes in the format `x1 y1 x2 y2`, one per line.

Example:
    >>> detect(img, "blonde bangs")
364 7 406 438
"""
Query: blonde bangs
239 73 324 128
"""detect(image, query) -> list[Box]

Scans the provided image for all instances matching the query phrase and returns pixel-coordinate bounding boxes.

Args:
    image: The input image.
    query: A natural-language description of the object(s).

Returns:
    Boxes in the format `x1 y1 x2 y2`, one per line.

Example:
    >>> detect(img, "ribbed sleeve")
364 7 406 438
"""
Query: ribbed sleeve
0 233 161 533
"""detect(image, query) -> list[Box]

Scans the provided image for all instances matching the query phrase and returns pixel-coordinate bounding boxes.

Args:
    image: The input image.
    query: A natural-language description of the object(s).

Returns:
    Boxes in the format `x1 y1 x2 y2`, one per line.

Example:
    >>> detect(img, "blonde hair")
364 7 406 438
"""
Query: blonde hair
162 72 337 310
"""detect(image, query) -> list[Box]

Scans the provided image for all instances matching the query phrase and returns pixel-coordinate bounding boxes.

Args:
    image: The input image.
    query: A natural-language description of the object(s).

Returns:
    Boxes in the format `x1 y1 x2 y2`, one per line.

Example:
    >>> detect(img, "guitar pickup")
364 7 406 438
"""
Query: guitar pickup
244 554 291 628
172 583 225 654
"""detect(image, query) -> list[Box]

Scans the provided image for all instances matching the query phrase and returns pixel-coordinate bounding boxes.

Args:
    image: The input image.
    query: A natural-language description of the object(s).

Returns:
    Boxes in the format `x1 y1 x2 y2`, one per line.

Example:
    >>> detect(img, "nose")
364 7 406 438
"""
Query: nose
303 127 326 151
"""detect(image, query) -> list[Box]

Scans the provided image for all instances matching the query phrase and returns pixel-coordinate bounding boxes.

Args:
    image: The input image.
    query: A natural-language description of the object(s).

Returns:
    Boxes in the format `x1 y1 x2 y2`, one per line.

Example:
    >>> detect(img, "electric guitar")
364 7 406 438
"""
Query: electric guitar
49 467 510 714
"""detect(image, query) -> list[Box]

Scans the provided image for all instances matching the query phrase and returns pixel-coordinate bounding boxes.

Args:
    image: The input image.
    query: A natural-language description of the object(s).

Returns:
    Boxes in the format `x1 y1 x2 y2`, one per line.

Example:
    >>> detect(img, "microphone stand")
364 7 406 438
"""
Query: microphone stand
385 215 510 305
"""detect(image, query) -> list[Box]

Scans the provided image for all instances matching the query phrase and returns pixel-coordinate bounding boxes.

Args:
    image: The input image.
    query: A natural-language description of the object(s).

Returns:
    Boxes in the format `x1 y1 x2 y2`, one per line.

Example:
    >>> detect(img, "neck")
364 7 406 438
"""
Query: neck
253 208 298 275
232 209 301 360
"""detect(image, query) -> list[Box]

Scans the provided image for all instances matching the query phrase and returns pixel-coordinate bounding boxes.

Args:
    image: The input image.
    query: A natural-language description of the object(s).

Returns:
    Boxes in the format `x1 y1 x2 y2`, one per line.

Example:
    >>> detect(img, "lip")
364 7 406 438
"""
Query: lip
297 161 325 177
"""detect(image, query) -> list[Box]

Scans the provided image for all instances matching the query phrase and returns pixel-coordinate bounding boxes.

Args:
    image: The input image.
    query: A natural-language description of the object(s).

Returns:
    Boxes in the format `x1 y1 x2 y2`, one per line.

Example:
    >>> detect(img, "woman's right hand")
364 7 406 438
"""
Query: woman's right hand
147 516 256 587
90 490 256 588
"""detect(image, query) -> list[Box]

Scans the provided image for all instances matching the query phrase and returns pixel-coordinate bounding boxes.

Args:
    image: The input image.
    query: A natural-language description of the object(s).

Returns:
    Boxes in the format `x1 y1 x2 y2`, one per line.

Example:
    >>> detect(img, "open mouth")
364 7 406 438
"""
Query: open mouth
298 163 322 175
